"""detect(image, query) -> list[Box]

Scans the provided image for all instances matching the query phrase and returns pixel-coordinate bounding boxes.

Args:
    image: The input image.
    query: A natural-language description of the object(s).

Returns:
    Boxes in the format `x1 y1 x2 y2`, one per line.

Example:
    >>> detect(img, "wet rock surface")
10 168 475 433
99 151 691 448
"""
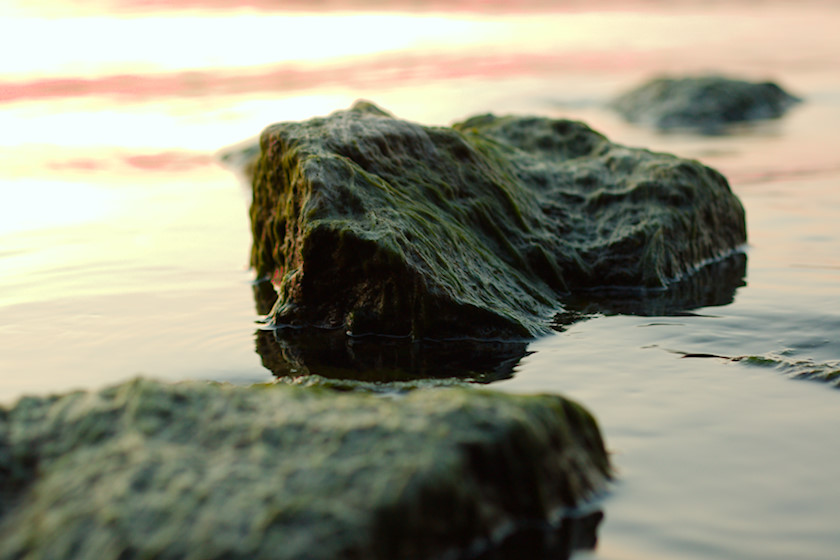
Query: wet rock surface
250 101 746 339
0 378 610 560
611 75 801 133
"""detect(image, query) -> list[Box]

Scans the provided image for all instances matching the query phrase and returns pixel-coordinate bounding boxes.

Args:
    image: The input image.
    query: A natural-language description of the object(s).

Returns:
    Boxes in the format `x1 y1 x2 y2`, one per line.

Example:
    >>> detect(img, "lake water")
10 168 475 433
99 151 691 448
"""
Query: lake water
1 1 839 558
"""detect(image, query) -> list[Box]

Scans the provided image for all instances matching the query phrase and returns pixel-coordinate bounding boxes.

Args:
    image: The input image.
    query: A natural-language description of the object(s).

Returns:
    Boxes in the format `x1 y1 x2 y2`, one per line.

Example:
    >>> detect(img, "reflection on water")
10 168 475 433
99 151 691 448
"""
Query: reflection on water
2 1 840 559
255 254 746 383
559 252 747 319
255 328 530 383
470 509 603 560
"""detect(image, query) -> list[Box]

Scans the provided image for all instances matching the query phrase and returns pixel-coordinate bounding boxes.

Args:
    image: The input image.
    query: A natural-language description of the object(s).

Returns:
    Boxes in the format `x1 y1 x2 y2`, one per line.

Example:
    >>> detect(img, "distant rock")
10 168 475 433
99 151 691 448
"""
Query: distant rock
250 101 746 339
611 75 801 132
0 378 610 560
218 137 261 186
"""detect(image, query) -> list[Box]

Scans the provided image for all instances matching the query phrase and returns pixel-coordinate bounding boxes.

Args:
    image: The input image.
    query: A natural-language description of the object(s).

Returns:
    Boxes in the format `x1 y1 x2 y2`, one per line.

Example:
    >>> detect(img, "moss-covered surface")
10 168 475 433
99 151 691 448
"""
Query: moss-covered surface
0 378 610 560
250 101 746 339
611 75 801 132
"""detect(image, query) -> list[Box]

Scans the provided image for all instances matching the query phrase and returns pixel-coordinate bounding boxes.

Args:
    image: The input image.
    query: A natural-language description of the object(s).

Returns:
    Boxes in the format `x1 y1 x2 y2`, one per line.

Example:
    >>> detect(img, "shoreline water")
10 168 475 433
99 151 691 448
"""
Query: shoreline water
2 2 839 558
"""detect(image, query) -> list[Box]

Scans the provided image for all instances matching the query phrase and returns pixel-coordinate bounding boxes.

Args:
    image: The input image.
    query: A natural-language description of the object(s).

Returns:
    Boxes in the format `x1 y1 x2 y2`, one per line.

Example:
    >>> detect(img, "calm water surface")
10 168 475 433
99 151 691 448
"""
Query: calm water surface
1 1 839 559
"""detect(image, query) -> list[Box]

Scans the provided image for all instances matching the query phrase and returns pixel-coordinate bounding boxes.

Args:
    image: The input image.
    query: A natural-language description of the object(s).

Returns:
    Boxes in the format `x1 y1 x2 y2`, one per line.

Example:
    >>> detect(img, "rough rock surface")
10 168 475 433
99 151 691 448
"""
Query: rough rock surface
250 101 746 338
611 75 801 132
0 378 610 560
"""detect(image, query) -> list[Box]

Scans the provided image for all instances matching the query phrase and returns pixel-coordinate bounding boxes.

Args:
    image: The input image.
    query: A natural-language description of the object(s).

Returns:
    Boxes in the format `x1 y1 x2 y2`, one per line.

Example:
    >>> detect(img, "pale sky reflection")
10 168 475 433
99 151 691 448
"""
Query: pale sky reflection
0 180 116 236
0 13 502 79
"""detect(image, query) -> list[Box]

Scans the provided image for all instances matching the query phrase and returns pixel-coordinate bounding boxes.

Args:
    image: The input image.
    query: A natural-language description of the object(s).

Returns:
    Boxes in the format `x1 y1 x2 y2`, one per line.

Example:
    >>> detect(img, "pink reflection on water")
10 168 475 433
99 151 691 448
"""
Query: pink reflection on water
47 151 216 173
94 0 640 14
101 0 840 15
0 50 649 104
123 152 214 171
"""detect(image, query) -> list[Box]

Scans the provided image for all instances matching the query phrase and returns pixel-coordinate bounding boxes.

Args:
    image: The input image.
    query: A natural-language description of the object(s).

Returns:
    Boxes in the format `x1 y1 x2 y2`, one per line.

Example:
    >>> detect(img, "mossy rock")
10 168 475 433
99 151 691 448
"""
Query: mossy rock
250 101 746 339
0 378 610 560
611 75 801 132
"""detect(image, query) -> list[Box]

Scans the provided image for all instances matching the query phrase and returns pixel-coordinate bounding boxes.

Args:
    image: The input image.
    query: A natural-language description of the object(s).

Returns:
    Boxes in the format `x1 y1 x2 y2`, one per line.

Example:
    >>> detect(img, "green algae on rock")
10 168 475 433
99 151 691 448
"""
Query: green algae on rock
250 101 746 339
611 75 801 133
0 378 610 560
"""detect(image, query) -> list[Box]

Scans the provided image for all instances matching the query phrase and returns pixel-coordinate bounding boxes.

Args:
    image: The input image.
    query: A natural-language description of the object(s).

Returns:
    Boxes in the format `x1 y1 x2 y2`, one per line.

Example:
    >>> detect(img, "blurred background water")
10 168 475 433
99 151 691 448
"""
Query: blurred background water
1 1 839 558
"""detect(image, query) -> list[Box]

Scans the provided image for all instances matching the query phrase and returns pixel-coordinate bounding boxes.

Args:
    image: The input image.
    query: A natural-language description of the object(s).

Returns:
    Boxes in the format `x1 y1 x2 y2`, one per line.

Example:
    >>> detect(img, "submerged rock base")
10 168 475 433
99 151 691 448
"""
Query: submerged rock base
252 252 748 383
0 378 610 560
250 101 746 339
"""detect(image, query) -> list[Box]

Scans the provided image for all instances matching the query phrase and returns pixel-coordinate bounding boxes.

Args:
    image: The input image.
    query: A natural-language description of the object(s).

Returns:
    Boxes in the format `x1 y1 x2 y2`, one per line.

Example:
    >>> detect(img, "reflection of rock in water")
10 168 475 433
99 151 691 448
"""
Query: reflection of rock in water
557 252 747 320
474 509 604 560
254 253 745 381
255 328 530 383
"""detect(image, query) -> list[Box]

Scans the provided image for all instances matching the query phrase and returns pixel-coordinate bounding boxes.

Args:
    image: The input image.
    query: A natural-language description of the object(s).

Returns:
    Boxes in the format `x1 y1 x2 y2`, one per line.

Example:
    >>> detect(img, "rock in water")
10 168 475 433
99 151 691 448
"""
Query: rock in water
0 378 611 560
611 75 801 132
250 101 746 339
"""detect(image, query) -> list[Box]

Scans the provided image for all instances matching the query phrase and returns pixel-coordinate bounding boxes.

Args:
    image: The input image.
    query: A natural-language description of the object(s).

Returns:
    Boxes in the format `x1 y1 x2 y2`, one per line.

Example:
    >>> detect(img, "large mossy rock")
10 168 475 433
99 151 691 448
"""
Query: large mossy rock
250 101 746 339
611 75 801 132
0 378 610 560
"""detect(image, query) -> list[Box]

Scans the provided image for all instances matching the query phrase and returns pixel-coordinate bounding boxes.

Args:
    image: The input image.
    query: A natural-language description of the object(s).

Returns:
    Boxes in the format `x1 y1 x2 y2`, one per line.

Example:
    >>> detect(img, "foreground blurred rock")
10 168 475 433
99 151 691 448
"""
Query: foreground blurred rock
0 378 610 560
249 101 746 339
611 75 801 133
